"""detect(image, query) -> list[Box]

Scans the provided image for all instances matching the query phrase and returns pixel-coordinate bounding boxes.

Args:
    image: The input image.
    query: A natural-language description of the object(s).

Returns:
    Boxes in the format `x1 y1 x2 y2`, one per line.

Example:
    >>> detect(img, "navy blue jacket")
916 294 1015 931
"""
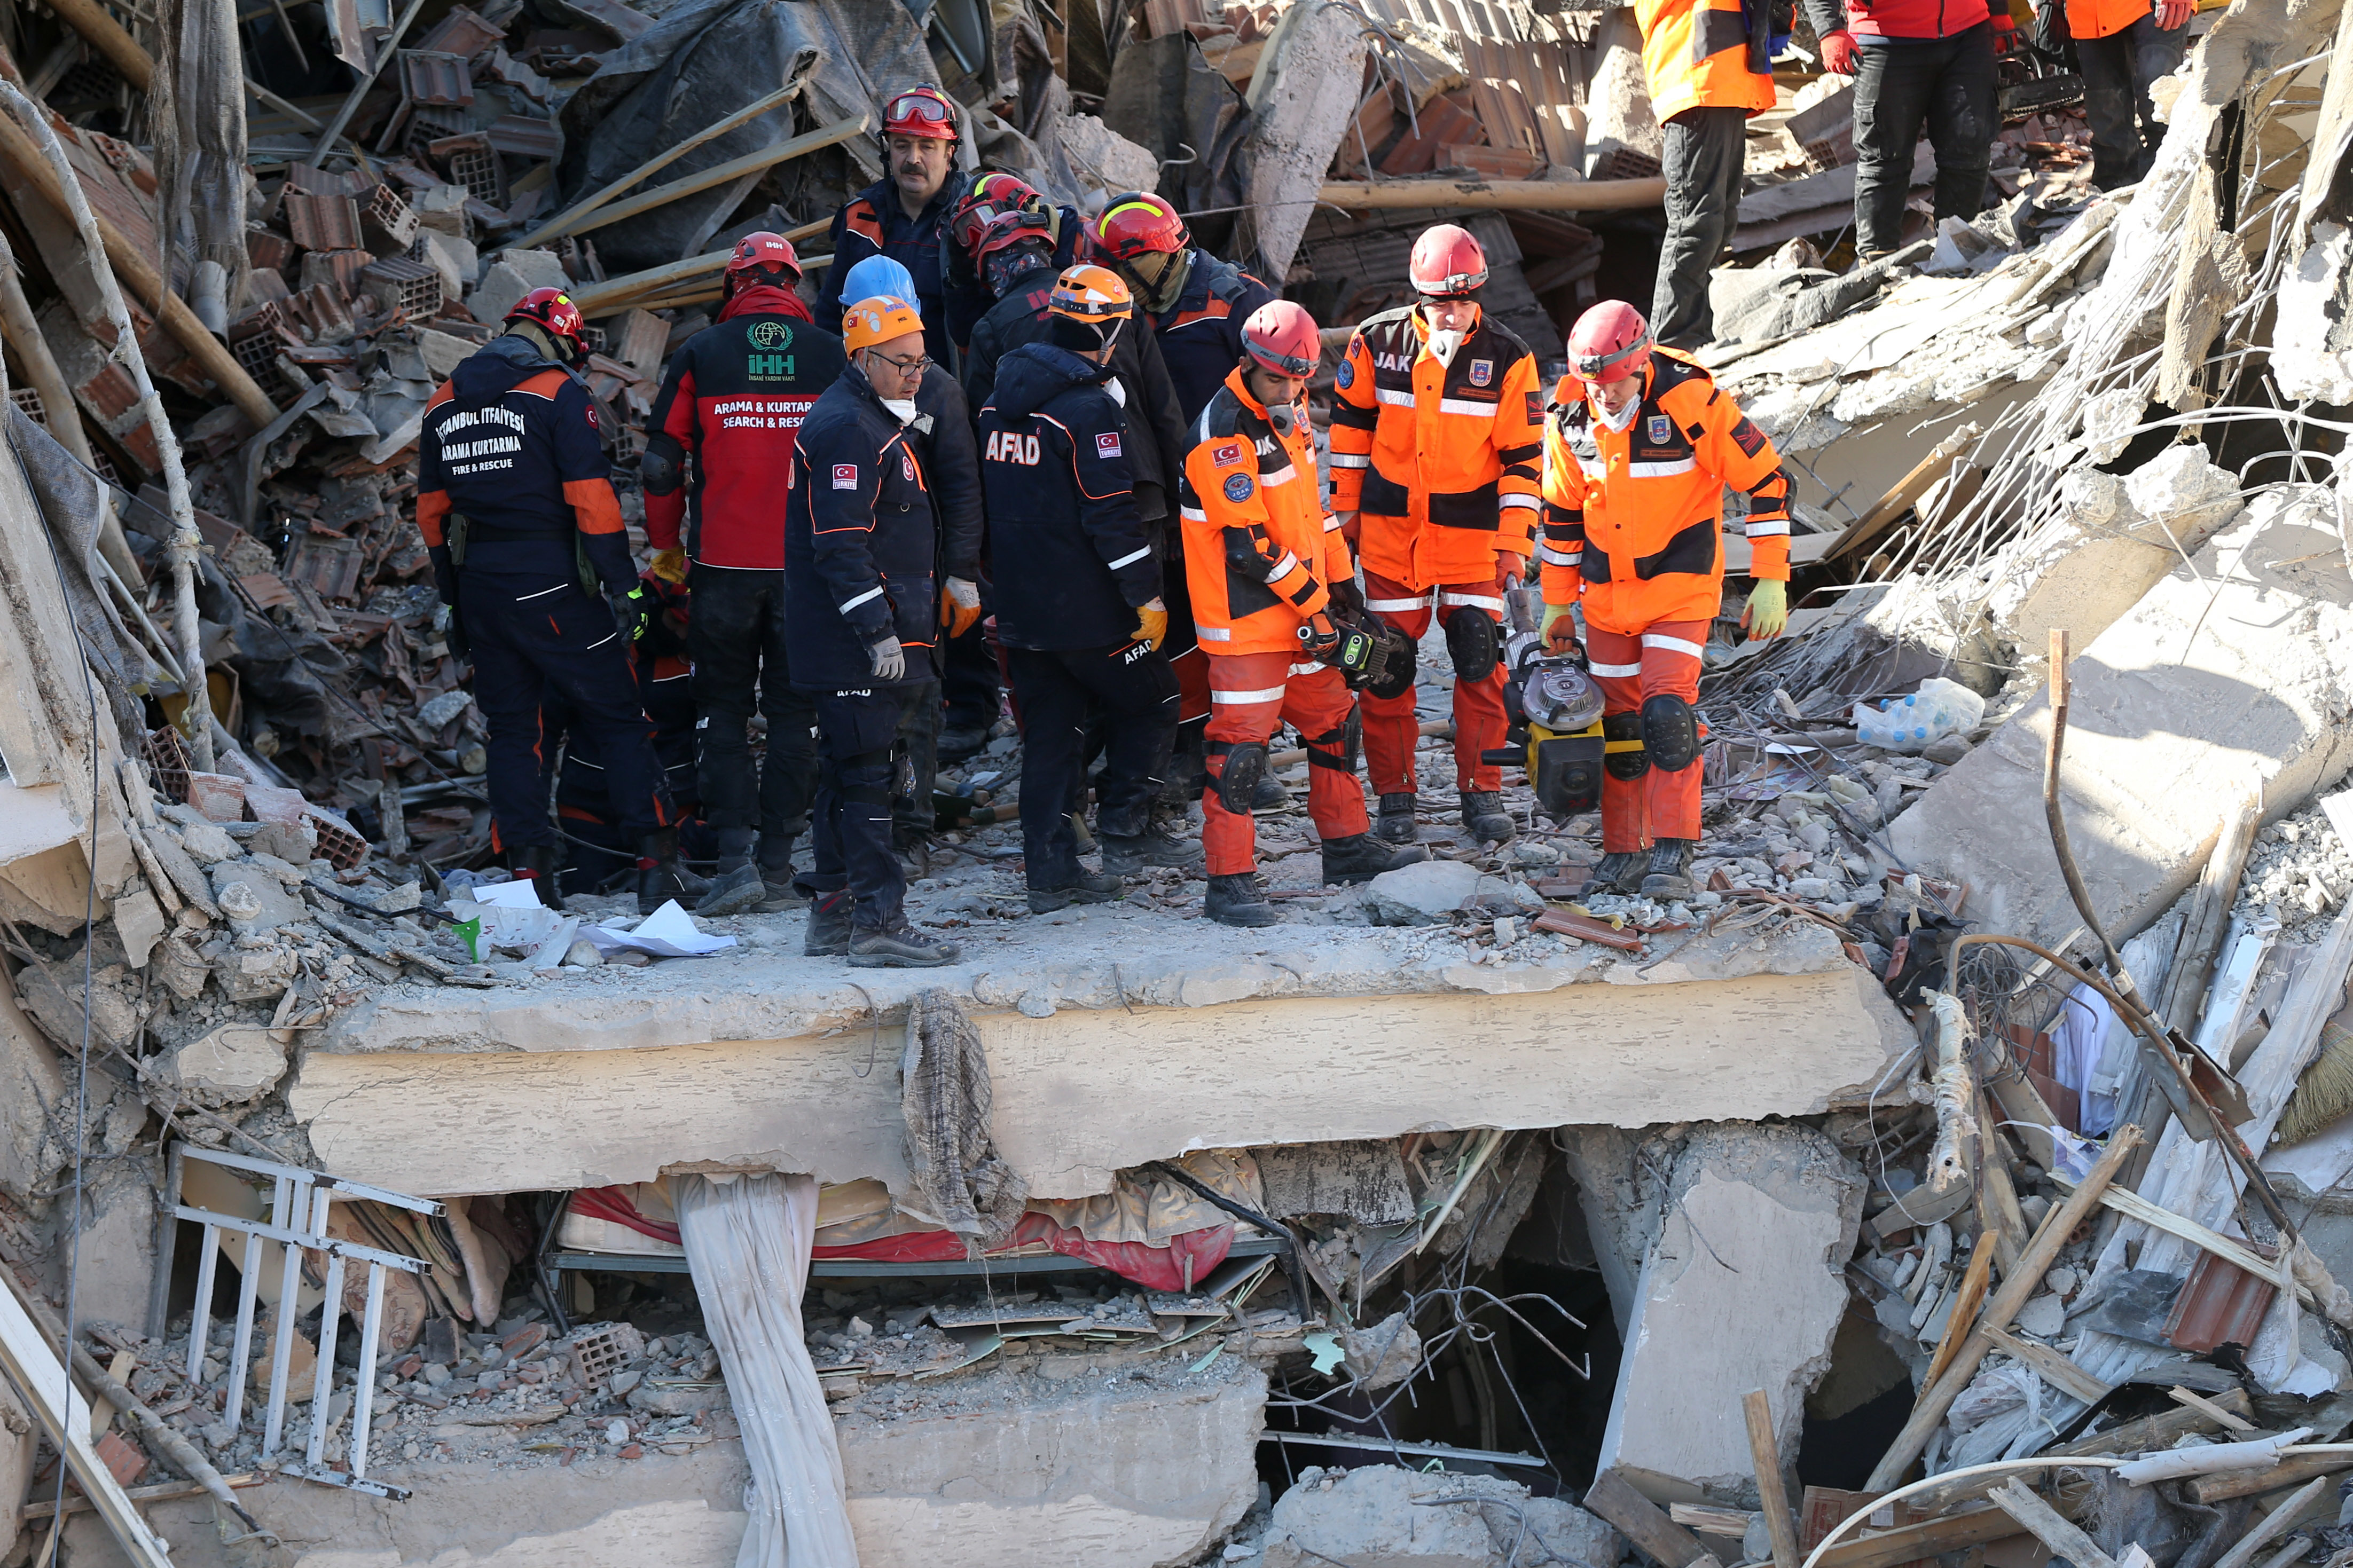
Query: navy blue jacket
976 343 1161 651
815 178 954 365
785 363 941 691
910 363 984 582
1148 251 1276 425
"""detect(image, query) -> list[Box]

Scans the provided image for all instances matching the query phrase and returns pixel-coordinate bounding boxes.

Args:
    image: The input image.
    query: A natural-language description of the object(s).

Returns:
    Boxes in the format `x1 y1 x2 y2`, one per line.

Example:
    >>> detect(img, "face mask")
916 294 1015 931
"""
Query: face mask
1597 390 1641 432
1426 329 1465 367
1266 399 1296 437
880 398 919 424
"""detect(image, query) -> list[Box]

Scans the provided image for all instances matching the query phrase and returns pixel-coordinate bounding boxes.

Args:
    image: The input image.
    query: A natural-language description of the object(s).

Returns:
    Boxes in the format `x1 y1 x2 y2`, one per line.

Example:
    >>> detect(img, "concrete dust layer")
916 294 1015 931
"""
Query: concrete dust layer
1595 1122 1863 1505
75 1361 1266 1568
1888 494 2353 947
292 924 1910 1199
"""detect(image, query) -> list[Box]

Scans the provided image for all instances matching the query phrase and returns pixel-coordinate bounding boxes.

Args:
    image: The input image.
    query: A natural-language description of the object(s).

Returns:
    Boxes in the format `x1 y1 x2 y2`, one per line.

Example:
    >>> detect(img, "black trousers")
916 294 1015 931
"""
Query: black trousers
462 568 672 849
940 624 999 735
1653 107 1750 349
687 563 819 843
893 676 942 845
1005 640 1179 889
806 688 906 932
1852 28 1999 259
2077 14 2184 190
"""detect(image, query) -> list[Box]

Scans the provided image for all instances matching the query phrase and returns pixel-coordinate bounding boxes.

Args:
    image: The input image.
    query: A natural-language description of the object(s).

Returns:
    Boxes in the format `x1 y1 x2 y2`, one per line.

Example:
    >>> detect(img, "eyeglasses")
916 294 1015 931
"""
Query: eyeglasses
866 348 932 374
886 92 953 123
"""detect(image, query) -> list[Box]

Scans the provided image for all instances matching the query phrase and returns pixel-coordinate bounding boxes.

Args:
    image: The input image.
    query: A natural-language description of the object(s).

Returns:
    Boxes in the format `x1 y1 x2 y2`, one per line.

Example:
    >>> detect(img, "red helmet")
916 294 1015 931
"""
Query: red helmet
506 286 584 348
1093 192 1188 261
1566 300 1653 386
972 207 1053 262
725 230 802 288
950 171 1041 256
1241 299 1320 377
1409 224 1488 298
881 84 959 143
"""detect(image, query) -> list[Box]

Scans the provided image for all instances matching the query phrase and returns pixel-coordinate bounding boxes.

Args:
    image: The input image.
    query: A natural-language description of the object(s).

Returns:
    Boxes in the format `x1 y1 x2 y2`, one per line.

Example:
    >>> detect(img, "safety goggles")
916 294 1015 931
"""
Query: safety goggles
885 91 953 125
1247 342 1316 378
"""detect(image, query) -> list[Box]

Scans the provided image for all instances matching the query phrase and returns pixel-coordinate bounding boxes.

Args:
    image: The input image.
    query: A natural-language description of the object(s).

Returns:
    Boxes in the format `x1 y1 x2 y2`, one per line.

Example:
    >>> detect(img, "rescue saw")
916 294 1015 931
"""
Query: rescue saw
1479 589 1635 822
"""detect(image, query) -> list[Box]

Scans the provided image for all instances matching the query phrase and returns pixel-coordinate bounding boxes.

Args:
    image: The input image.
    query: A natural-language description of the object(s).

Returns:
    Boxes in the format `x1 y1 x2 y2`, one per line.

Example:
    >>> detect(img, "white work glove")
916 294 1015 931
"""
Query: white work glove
869 636 906 681
945 577 980 611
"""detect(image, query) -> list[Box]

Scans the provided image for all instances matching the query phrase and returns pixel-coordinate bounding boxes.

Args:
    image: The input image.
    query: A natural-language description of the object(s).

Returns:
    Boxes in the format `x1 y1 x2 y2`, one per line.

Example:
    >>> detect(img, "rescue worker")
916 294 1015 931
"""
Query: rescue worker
1089 192 1275 423
1537 301 1792 897
1328 224 1544 848
977 266 1186 911
1183 301 1431 928
642 232 848 916
417 287 687 912
784 296 961 966
836 255 987 849
2068 0 2191 188
1634 0 1776 345
1805 0 2012 261
942 171 1084 359
550 569 699 896
815 85 961 364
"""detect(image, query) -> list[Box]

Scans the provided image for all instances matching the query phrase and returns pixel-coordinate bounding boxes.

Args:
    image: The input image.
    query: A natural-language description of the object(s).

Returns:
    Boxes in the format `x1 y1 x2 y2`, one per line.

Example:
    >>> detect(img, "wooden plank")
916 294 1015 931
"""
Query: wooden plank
1815 1502 2030 1568
567 115 870 239
2169 1385 2257 1434
1989 1480 2118 1568
2185 1452 2353 1506
1980 1324 2112 1404
1586 1469 1720 1568
1905 1389 2254 1514
22 1472 266 1521
1921 1231 1996 1390
1744 1389 1803 1568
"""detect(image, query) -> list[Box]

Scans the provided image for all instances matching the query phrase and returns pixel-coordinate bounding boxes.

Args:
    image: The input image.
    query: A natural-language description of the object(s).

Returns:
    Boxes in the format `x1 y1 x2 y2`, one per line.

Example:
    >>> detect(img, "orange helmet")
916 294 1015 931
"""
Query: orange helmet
843 296 925 353
1241 299 1319 377
725 230 801 293
881 84 958 144
1566 300 1653 386
1093 192 1188 260
950 171 1040 256
1048 264 1132 324
1409 224 1488 298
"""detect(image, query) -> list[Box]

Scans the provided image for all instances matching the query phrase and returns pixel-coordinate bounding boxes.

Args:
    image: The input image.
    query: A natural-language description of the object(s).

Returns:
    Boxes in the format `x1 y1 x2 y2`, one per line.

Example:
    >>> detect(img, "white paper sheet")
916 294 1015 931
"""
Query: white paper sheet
581 900 738 957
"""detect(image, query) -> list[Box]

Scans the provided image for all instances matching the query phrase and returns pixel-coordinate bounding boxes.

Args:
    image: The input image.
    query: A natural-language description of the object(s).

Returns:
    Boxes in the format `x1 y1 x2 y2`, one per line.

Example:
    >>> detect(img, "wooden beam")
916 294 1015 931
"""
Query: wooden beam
515 81 805 250
1920 1231 1996 1390
1989 1480 2117 1568
1584 1469 1720 1568
21 1472 266 1522
1980 1324 2112 1404
565 115 870 240
2211 1477 2332 1568
2169 1385 2258 1434
1743 1389 1803 1568
1317 177 1667 211
1816 1501 2034 1568
42 0 154 91
1821 426 1976 564
566 216 830 315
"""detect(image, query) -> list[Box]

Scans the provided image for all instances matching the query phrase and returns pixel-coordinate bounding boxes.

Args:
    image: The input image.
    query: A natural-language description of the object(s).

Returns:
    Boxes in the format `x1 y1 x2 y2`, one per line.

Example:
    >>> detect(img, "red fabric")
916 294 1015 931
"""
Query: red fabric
718 283 812 324
567 1188 1237 1292
1838 0 1998 41
1359 568 1508 795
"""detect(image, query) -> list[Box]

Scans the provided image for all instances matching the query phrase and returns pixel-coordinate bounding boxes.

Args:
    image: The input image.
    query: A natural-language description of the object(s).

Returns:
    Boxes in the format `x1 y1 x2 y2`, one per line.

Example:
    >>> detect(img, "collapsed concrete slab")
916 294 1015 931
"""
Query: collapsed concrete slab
1252 1465 1625 1568
1591 1122 1863 1506
1888 492 2353 946
292 918 1910 1198
78 1356 1267 1568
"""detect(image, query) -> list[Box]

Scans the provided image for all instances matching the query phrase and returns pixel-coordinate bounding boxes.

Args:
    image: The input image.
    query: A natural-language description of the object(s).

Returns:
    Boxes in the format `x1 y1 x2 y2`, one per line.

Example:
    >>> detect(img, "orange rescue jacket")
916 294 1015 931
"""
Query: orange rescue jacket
1539 350 1792 636
1181 368 1349 658
1328 303 1543 591
1636 0 1777 122
2065 0 2150 38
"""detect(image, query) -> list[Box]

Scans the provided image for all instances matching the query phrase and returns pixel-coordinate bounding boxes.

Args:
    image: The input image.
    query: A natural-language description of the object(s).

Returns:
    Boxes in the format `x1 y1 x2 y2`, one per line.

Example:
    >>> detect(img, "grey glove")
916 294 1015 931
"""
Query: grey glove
869 635 906 681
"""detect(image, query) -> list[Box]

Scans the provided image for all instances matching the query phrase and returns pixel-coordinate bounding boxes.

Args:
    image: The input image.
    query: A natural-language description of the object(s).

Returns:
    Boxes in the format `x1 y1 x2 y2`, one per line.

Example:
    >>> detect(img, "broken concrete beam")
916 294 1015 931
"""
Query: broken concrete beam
1261 1465 1626 1568
158 1022 288 1105
0 976 68 1207
1238 0 1370 282
1595 1122 1863 1506
1889 492 2353 946
296 921 1910 1197
464 248 570 328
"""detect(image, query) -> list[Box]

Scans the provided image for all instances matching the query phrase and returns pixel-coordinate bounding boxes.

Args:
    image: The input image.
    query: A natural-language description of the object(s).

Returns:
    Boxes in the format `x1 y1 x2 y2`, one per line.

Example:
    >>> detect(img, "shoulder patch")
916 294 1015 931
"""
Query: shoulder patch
1222 472 1254 503
1526 390 1543 424
1211 440 1245 468
1729 415 1769 458
1096 430 1123 459
1335 358 1354 390
832 463 858 490
1646 414 1673 445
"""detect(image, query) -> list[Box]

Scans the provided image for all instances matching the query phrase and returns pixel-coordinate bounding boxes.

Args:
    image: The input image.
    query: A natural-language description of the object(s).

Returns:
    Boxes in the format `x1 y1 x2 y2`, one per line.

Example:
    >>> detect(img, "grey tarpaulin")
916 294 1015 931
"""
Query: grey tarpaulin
556 0 948 275
672 1173 858 1568
1097 31 1256 263
901 988 1027 1257
6 408 150 743
164 0 254 313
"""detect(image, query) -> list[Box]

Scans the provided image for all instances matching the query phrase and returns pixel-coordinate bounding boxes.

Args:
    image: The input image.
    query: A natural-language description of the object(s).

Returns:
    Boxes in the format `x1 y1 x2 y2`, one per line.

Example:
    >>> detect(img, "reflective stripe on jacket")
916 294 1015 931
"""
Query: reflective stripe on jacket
1538 349 1792 636
1328 304 1543 591
1180 368 1350 657
1636 0 1777 121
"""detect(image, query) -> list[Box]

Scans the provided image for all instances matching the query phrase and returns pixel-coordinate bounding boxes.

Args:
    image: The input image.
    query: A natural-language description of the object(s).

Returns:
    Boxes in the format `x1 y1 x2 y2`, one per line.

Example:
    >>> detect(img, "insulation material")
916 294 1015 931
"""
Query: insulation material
166 0 255 313
673 1172 858 1568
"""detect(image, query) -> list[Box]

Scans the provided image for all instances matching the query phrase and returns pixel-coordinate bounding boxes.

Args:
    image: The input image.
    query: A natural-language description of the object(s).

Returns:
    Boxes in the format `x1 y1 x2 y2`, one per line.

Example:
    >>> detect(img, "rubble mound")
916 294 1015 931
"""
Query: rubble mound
1247 1465 1624 1568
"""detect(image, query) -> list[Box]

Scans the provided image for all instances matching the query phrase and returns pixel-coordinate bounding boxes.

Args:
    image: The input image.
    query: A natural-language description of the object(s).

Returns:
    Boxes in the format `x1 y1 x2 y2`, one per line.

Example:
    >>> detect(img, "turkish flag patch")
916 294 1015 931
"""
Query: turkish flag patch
1211 441 1244 468
1096 431 1123 459
832 464 858 490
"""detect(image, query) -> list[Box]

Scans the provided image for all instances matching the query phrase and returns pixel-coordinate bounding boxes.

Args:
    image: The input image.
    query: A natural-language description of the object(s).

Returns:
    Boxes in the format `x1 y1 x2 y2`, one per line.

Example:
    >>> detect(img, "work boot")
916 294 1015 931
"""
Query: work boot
1376 792 1419 844
1461 791 1516 844
1204 873 1280 927
1029 868 1124 915
803 890 851 956
1638 838 1697 899
509 843 562 910
697 828 765 918
1320 833 1431 886
847 918 962 967
938 724 990 764
1590 850 1645 895
1099 822 1205 876
755 838 807 911
1252 775 1290 813
636 826 696 915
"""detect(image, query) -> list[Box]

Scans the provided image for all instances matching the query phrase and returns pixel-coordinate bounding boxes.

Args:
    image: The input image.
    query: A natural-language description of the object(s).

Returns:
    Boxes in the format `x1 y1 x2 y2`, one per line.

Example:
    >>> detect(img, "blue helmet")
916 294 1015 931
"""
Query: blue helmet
841 256 920 318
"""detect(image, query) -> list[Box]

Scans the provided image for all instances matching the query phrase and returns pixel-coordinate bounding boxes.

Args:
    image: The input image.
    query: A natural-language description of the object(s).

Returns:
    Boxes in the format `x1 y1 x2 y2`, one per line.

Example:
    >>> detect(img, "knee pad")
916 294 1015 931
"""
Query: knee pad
1304 708 1361 773
1641 694 1699 773
1210 739 1266 815
1445 609 1499 685
1603 711 1649 781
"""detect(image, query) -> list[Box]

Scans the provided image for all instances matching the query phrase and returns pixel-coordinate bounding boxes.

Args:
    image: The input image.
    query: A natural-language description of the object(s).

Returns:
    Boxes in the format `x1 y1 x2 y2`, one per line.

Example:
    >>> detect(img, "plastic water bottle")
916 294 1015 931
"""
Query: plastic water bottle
1850 677 1984 753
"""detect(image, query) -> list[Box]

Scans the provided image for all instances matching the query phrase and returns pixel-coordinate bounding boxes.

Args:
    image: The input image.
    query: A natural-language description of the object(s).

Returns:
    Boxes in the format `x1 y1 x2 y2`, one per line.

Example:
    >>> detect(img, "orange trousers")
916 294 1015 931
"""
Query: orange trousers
1202 652 1366 876
1587 619 1707 851
1358 568 1507 797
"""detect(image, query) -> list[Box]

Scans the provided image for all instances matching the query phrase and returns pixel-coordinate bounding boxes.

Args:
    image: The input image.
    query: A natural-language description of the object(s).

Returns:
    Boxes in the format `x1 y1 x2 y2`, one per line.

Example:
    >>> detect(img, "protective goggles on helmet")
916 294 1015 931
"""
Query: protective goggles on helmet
1245 337 1316 377
885 91 954 126
1572 335 1650 383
